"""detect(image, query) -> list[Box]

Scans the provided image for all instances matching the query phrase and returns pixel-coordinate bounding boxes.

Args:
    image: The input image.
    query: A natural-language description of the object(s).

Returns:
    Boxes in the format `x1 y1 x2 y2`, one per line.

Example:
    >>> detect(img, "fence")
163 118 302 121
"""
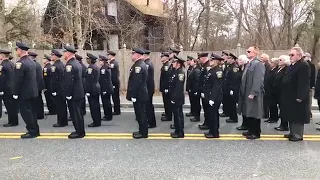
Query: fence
3 44 290 91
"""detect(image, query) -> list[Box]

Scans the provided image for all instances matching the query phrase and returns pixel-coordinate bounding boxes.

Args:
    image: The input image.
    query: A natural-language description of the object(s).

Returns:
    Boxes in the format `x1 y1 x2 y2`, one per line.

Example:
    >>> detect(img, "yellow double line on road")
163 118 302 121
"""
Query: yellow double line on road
0 133 320 141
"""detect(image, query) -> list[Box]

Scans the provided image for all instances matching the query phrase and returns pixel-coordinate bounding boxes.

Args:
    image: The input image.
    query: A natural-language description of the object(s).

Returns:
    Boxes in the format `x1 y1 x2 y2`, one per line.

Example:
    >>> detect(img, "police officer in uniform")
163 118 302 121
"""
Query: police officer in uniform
169 56 186 138
50 49 68 127
108 51 121 115
14 42 39 138
63 46 85 139
99 55 114 121
85 53 101 127
76 54 86 116
186 55 201 122
0 49 18 127
198 52 210 130
220 51 229 117
127 48 148 139
203 54 224 138
224 53 242 123
43 54 56 115
29 52 45 120
143 49 156 128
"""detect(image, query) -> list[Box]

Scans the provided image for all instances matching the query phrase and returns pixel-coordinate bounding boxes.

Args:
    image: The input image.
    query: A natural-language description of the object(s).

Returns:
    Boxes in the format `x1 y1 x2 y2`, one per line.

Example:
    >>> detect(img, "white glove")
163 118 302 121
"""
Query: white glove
66 96 72 100
0 92 4 95
103 92 107 95
113 86 115 89
52 92 57 96
164 89 168 93
189 90 191 92
13 95 18 99
201 93 205 98
209 100 214 106
86 93 90 97
131 98 137 102
194 92 197 95
43 89 47 92
171 101 175 104
230 90 233 95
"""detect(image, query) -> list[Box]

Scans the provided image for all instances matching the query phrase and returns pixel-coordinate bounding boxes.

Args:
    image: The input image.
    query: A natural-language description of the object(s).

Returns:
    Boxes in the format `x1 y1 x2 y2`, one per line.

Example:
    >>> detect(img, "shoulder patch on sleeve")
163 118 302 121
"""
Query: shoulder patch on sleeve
216 71 223 79
51 66 56 72
88 68 92 74
15 62 22 69
66 65 72 72
135 66 141 73
178 74 184 81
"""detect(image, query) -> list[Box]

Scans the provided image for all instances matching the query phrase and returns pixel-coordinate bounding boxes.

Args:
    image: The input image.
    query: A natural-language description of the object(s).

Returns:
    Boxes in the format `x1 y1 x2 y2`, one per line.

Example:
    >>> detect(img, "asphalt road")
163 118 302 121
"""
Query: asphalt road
0 109 320 179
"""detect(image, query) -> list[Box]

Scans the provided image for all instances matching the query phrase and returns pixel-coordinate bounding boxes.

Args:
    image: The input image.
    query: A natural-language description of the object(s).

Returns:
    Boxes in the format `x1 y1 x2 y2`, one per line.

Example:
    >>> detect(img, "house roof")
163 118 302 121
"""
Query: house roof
125 0 169 18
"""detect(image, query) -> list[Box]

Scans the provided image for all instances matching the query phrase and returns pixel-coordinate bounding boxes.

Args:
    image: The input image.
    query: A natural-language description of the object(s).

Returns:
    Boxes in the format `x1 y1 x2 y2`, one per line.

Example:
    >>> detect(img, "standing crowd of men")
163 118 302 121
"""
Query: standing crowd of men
0 42 314 141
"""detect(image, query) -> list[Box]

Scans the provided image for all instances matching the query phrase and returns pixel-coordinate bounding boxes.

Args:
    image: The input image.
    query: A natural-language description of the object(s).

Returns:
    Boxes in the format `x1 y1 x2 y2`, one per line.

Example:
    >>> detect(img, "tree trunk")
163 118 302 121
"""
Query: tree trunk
75 0 83 49
255 2 264 47
183 0 188 50
0 0 5 43
235 0 244 45
312 0 320 63
203 0 210 50
191 0 205 51
174 0 180 46
261 0 276 50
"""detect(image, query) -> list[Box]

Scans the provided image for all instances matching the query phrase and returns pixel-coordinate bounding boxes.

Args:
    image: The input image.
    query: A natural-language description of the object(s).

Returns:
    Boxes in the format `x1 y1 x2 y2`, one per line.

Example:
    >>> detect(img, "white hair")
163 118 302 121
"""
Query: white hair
238 54 249 64
270 58 279 64
279 55 290 65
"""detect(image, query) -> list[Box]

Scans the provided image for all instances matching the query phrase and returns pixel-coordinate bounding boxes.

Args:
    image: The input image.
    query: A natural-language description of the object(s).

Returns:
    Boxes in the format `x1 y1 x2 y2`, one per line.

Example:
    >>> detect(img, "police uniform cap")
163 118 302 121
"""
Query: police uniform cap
132 48 145 55
173 55 186 63
99 55 108 61
51 49 62 58
63 45 77 53
169 47 180 54
222 51 229 56
16 42 30 51
210 53 224 61
107 51 116 56
28 51 38 57
198 52 209 58
0 49 11 54
87 53 98 60
229 53 237 60
43 54 51 61
187 56 194 61
75 54 83 60
143 49 151 55
161 52 170 58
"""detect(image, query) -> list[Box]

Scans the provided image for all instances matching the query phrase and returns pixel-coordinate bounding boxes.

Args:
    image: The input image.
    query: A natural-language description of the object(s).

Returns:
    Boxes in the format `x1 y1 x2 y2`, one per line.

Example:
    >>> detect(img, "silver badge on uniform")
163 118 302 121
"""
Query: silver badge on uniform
43 68 47 72
110 64 114 68
51 66 56 72
233 67 239 73
66 65 72 72
15 62 22 69
0 65 3 71
146 64 149 69
135 67 141 73
216 71 223 78
101 69 105 74
164 66 169 71
88 68 93 74
178 74 184 81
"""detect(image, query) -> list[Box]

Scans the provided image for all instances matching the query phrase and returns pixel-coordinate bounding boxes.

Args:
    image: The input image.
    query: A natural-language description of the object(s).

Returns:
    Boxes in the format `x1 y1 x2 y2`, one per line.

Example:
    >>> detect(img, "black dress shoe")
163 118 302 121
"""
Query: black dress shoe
88 123 101 127
268 120 278 123
68 117 72 121
274 127 289 131
68 133 85 139
219 113 228 117
242 131 251 137
204 132 220 138
21 133 39 139
161 112 166 117
170 124 175 129
190 117 200 122
316 122 320 125
264 119 269 122
316 128 320 131
132 132 148 139
226 119 238 123
3 123 18 127
102 117 112 121
289 137 303 142
53 124 68 127
198 124 209 130
161 117 171 121
112 112 121 115
170 132 184 138
236 126 248 131
284 134 291 138
246 134 260 140
185 112 194 117
148 124 157 128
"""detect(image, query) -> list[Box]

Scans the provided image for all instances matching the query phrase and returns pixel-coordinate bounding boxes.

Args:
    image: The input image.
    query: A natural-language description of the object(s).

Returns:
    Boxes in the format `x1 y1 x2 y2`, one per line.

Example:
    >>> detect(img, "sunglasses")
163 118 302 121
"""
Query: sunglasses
246 51 251 53
289 54 295 57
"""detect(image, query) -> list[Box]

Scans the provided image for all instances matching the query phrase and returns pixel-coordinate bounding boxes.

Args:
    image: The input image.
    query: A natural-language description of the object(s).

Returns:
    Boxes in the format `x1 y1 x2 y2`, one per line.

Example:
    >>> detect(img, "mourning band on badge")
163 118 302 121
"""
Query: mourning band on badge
233 67 239 72
216 71 223 78
135 66 141 73
15 62 22 69
88 68 93 74
178 74 184 81
51 66 56 72
66 65 72 72
101 69 105 74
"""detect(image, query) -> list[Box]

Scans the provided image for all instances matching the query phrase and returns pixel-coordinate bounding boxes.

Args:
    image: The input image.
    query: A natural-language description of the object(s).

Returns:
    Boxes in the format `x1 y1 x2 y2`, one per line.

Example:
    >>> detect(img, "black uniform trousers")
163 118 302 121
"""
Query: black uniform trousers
225 94 238 121
279 97 288 129
162 92 172 121
188 92 201 117
0 98 2 118
67 99 85 136
80 97 86 116
146 95 156 127
269 102 279 122
112 86 121 114
54 95 68 125
101 94 113 120
246 117 261 136
133 101 148 136
33 91 44 119
172 103 184 135
206 102 220 135
44 91 56 114
202 98 209 125
3 95 18 125
19 98 39 136
222 94 229 116
88 95 101 126
263 95 269 118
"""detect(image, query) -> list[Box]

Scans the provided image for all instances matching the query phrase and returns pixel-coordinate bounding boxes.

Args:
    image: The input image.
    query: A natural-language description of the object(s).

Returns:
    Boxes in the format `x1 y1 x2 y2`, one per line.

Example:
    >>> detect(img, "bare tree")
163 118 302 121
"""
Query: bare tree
313 0 320 63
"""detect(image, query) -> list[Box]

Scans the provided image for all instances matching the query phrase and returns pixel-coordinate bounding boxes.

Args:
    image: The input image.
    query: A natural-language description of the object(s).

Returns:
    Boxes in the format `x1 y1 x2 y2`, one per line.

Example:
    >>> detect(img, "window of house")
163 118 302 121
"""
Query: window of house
107 1 117 17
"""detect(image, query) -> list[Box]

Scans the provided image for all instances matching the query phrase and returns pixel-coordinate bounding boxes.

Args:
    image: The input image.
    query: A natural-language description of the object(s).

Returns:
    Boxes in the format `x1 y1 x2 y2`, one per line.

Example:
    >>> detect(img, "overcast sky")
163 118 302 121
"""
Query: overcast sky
5 0 49 12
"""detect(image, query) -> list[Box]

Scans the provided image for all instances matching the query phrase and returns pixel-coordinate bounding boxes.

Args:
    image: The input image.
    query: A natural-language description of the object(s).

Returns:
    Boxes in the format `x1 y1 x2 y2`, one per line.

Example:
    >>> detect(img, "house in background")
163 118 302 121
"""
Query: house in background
42 0 168 51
